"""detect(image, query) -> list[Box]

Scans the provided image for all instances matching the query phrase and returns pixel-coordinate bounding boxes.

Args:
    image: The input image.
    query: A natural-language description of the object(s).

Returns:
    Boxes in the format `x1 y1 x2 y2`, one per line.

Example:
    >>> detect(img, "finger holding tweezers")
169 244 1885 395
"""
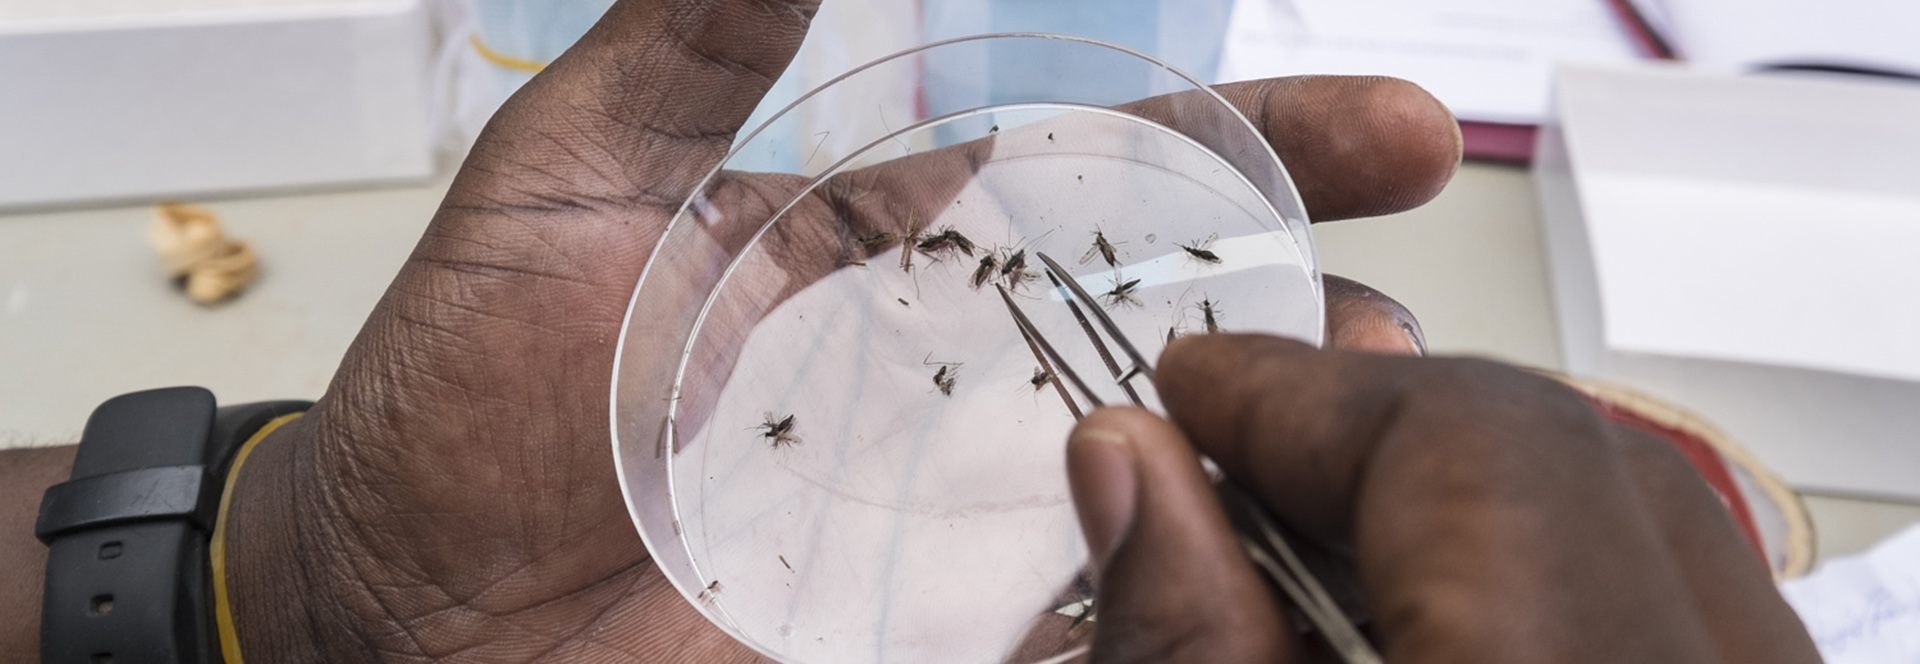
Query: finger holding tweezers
1017 254 1383 664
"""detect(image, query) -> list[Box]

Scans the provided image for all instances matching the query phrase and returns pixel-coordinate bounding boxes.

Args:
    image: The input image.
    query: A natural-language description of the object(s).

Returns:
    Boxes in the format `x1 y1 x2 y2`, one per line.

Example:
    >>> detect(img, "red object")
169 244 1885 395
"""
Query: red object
1602 0 1680 60
1459 120 1538 165
1582 396 1769 563
1456 0 1678 165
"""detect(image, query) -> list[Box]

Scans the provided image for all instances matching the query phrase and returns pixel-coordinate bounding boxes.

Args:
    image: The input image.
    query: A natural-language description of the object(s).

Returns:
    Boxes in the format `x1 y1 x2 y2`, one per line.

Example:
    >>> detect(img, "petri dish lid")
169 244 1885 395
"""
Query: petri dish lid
612 33 1322 664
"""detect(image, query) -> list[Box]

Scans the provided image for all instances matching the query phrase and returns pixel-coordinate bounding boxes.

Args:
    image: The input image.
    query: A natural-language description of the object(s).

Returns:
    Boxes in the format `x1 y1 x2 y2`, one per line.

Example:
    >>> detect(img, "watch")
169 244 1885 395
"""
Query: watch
35 387 311 664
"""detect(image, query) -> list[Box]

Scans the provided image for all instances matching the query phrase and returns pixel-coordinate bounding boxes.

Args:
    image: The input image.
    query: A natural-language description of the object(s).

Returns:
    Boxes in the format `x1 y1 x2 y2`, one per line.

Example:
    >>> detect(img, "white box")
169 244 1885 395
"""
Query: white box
0 0 433 210
1535 64 1920 499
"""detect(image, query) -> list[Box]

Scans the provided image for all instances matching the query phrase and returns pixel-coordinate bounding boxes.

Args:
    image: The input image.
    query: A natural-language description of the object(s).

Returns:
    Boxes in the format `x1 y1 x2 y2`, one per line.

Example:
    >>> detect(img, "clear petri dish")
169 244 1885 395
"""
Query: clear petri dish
612 33 1322 664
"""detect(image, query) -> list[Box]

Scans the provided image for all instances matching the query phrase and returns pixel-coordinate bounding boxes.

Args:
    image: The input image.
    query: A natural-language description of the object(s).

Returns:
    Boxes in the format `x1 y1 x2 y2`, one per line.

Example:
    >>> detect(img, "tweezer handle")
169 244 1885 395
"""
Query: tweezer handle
1214 481 1382 664
1001 254 1379 663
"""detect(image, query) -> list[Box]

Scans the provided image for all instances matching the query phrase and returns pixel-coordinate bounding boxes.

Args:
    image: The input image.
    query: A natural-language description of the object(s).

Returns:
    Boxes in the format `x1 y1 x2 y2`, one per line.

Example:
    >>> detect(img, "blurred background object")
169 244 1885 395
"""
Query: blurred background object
148 203 259 304
1780 522 1920 663
1536 63 1920 501
0 0 435 210
4 0 1914 210
1624 0 1920 74
1216 0 1920 161
1218 0 1643 162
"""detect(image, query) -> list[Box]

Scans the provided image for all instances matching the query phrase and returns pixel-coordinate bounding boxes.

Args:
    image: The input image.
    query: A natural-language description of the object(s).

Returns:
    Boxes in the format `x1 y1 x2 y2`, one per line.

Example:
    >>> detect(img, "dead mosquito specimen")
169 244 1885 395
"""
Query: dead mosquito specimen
856 230 896 247
1101 275 1143 310
924 355 962 396
1029 366 1053 391
1198 297 1224 333
1080 229 1121 267
916 225 977 259
969 253 1000 289
755 413 800 448
1179 233 1222 264
1000 248 1027 275
932 366 959 396
998 248 1036 288
898 212 925 272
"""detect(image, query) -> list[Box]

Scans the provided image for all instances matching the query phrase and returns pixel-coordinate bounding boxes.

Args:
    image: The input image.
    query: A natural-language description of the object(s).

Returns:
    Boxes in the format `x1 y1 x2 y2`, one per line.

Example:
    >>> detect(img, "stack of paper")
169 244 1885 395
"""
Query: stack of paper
1534 63 1920 500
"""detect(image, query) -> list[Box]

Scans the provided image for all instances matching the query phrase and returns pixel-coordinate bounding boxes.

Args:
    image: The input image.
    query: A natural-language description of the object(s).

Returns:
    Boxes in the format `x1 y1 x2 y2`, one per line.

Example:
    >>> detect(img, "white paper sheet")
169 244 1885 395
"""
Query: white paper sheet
1535 63 1920 498
1583 174 1920 385
1217 0 1641 125
1646 0 1920 74
1782 523 1920 663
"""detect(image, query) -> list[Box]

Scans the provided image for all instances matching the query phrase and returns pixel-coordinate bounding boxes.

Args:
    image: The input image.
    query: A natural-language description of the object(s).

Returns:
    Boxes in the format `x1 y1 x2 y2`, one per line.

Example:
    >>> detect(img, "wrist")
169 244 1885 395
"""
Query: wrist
0 445 78 654
220 412 370 662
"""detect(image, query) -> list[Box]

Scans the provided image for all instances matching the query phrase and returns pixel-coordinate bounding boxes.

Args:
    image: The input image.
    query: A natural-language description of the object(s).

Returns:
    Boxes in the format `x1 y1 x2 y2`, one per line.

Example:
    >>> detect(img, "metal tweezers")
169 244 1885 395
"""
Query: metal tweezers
999 252 1382 664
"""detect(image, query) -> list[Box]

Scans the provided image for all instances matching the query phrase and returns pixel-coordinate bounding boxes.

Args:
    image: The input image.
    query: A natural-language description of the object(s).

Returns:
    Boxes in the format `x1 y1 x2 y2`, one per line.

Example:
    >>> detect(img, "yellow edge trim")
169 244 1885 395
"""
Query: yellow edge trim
211 411 305 664
471 34 548 74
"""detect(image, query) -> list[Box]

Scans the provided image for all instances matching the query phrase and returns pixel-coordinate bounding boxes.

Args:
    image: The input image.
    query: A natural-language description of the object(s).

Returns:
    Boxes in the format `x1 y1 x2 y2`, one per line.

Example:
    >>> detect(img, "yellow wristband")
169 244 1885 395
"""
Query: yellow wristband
209 411 304 664
471 35 548 74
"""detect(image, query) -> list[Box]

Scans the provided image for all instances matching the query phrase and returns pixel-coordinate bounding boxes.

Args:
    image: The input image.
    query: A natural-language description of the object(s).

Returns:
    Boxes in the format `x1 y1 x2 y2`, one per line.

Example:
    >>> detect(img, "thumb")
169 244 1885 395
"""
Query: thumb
1068 408 1295 663
449 0 821 215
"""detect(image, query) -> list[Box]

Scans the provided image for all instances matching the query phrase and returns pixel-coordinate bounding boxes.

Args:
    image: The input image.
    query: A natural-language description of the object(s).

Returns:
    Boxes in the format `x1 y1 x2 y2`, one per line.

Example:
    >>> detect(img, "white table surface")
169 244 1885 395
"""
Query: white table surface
2 162 1913 562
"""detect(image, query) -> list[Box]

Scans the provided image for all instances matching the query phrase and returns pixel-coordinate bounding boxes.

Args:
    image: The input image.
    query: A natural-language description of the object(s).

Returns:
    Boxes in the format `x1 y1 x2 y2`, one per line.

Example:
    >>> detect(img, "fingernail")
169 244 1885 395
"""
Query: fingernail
1067 425 1139 570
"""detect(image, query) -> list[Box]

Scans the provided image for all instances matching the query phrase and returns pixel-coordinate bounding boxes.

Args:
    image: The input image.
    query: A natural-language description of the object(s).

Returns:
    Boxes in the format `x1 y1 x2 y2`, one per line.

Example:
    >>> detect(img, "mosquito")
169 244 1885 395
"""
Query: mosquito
1080 229 1122 267
999 248 1036 289
755 413 800 448
924 355 962 396
932 366 959 396
917 225 977 259
1101 275 1143 310
899 212 925 272
1198 297 1224 333
1179 233 1222 264
970 253 1000 290
1029 366 1053 391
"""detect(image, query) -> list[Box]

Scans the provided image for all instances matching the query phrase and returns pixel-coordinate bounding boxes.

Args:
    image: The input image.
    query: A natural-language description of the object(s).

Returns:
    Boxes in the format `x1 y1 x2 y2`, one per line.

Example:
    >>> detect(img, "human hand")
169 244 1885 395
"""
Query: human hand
213 1 1459 661
1065 334 1823 662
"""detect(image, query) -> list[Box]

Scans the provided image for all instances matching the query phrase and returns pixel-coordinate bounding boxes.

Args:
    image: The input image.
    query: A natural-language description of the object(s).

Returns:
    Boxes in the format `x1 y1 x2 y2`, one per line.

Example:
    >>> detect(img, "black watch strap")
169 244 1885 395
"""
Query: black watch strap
36 387 311 664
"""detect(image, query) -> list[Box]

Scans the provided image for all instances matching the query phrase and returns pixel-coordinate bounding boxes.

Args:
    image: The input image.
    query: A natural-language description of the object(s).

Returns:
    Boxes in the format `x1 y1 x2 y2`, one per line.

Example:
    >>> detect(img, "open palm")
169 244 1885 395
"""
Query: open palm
217 1 1461 661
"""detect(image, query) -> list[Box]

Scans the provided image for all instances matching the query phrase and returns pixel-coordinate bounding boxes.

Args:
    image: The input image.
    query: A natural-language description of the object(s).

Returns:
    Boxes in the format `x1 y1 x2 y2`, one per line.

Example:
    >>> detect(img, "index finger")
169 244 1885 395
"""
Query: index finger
1143 76 1462 222
815 75 1464 251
